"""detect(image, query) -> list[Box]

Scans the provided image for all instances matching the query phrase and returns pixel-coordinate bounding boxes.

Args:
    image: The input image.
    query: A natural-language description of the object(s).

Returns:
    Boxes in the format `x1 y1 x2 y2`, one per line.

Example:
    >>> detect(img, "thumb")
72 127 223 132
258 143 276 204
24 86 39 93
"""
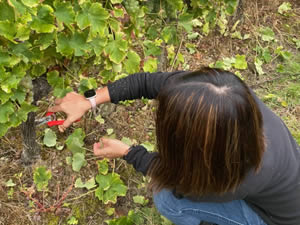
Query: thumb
93 142 110 157
58 117 73 132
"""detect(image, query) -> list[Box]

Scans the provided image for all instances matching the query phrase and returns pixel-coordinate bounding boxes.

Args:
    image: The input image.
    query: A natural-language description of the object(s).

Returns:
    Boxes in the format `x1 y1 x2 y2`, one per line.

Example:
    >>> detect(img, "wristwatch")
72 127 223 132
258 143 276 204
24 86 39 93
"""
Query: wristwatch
84 89 97 109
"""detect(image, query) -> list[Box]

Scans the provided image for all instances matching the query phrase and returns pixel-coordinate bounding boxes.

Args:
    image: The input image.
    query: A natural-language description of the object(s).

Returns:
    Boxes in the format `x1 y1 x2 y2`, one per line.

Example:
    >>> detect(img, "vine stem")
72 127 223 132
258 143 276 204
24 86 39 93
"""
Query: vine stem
170 37 184 72
65 189 96 202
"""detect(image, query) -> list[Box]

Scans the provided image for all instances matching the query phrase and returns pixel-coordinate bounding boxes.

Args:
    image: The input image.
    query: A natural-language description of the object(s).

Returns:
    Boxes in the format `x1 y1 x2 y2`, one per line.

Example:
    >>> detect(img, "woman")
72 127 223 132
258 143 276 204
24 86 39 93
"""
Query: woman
49 68 300 225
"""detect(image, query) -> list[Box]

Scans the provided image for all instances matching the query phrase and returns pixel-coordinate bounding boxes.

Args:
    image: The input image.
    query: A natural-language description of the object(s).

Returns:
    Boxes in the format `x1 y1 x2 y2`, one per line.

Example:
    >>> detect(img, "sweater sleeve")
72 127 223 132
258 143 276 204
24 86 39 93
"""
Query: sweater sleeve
123 145 158 176
107 71 184 103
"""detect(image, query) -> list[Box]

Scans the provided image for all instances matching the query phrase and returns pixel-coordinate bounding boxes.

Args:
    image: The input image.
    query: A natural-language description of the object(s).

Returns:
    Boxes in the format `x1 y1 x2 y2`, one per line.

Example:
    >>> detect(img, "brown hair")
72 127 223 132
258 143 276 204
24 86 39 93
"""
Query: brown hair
149 68 265 196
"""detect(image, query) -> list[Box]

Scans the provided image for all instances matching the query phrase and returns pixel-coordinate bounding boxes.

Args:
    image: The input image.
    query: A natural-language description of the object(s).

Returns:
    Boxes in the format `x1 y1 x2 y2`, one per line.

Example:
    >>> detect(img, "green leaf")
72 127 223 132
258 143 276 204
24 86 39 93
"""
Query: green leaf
161 26 178 44
143 58 157 72
56 31 90 57
254 57 264 75
72 153 87 172
278 2 292 15
54 1 75 27
104 34 128 64
107 128 114 135
66 128 86 155
111 0 123 4
90 36 107 56
0 123 10 137
33 166 52 191
0 1 15 21
75 178 85 188
66 156 72 165
67 216 78 225
0 20 17 41
21 0 39 7
47 70 72 97
95 114 105 124
125 51 141 74
9 0 27 15
0 90 13 104
95 173 127 204
234 55 247 70
141 141 155 151
178 13 194 33
259 27 275 42
78 78 97 94
76 3 109 37
11 89 26 104
105 207 115 216
166 0 183 10
5 179 16 187
0 102 14 123
34 33 55 50
31 64 47 77
98 159 109 175
121 137 132 146
133 195 147 205
31 5 56 33
85 178 97 190
43 128 57 147
75 177 96 189
143 40 162 57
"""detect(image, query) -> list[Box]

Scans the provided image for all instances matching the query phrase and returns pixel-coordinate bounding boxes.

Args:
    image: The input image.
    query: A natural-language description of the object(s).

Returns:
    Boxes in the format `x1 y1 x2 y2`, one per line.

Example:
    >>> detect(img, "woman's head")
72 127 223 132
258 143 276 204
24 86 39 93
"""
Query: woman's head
149 68 265 196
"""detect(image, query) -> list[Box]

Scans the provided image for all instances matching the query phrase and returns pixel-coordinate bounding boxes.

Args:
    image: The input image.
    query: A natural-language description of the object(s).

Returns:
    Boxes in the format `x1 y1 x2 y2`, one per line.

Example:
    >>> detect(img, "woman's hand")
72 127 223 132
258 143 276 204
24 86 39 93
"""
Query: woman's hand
48 92 91 132
93 138 130 159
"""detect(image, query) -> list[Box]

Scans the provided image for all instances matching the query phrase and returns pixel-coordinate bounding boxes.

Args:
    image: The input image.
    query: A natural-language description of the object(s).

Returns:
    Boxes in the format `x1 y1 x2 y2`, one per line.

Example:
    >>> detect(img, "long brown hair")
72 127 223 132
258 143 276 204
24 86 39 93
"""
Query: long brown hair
149 68 265 196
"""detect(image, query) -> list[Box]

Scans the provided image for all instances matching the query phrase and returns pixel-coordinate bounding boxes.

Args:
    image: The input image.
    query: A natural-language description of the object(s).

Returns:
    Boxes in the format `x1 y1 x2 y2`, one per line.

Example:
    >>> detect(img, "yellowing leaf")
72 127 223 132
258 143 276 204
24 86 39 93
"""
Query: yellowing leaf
43 128 57 147
125 51 141 74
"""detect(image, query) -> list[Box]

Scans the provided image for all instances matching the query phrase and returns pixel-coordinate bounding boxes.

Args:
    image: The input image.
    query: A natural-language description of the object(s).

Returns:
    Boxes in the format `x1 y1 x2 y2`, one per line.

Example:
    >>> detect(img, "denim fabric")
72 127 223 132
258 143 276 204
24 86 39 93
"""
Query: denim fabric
153 189 267 225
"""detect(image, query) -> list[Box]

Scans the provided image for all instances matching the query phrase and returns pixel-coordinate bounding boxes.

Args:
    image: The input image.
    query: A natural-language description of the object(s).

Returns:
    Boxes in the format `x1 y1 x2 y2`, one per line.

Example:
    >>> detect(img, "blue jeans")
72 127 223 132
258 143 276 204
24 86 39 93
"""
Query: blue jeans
153 189 267 225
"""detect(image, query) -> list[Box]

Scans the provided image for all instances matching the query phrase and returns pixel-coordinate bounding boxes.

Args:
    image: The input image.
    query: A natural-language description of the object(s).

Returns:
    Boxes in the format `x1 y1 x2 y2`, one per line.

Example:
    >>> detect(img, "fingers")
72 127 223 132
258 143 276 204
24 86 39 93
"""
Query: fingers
48 105 62 112
54 98 63 105
58 117 75 132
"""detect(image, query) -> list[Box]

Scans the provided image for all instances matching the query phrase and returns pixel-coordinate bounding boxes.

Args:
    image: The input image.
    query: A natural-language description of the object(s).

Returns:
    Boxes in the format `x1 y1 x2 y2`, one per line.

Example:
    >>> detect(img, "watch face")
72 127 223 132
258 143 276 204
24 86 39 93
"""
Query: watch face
84 89 96 98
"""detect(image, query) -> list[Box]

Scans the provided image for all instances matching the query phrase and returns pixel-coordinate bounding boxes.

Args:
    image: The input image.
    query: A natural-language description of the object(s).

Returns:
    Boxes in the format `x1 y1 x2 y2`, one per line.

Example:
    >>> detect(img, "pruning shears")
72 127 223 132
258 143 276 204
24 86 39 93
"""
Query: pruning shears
35 112 80 127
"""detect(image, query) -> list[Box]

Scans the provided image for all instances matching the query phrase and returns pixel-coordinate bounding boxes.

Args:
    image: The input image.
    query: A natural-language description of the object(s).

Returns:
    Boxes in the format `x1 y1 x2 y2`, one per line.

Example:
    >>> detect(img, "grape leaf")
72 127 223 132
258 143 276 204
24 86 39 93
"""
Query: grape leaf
111 0 123 4
75 178 85 188
9 0 27 15
0 20 17 41
33 166 52 191
98 159 109 175
125 50 141 74
0 1 15 21
78 78 97 94
5 179 16 187
178 13 193 33
234 55 247 70
34 33 56 50
72 153 87 172
0 102 14 123
76 3 109 37
104 34 128 64
56 31 90 57
54 1 75 27
95 173 127 204
43 128 57 147
31 5 56 33
278 2 292 15
259 27 275 42
66 128 86 154
143 58 157 72
0 90 13 104
21 0 39 8
133 195 147 205
0 123 10 137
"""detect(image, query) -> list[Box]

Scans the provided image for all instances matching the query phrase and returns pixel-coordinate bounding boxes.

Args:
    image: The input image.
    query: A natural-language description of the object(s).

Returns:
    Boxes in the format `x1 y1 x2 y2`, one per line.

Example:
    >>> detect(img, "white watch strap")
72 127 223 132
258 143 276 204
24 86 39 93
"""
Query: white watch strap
88 97 96 109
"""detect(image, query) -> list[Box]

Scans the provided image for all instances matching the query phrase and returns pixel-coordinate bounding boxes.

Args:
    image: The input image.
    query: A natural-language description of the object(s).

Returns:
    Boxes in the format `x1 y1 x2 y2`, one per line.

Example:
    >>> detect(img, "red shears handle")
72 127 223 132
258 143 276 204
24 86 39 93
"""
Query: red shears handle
45 112 80 127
